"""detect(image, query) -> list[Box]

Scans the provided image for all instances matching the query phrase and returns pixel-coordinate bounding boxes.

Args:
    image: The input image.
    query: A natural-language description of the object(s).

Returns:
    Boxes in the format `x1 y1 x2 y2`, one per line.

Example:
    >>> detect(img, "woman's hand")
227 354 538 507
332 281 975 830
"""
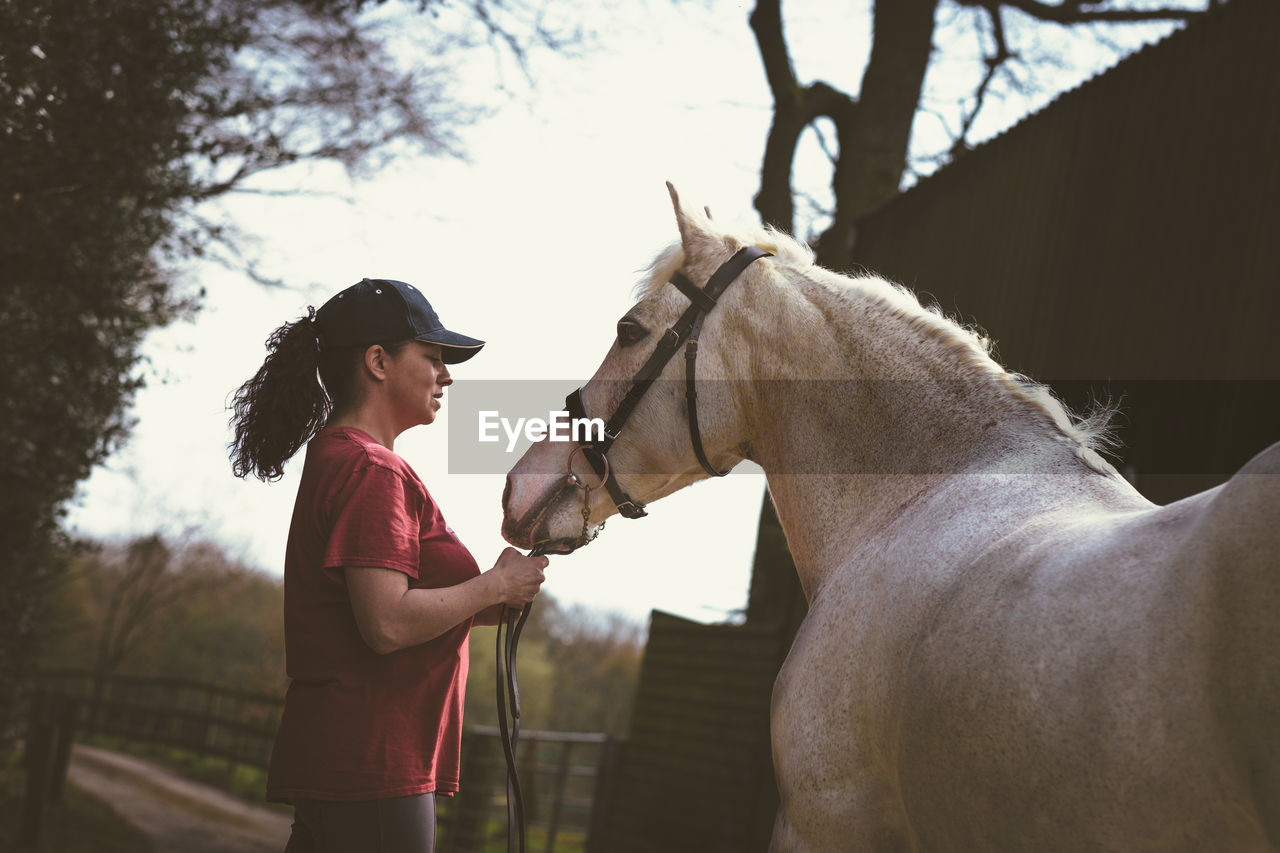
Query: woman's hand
486 547 548 608
347 549 548 652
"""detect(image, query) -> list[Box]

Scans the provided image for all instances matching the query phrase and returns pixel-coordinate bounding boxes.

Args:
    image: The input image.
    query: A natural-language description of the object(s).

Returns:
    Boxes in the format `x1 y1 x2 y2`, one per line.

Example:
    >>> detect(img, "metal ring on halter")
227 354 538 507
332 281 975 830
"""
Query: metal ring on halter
566 444 610 492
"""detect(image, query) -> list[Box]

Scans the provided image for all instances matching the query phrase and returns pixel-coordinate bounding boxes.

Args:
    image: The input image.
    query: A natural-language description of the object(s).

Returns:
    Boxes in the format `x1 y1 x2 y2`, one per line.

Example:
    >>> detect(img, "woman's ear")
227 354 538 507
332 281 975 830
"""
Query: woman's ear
362 344 389 381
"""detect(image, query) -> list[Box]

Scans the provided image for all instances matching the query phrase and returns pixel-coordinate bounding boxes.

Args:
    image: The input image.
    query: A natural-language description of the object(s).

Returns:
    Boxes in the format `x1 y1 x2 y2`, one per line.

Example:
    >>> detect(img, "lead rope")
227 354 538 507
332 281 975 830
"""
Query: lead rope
498 480 601 853
497 552 537 853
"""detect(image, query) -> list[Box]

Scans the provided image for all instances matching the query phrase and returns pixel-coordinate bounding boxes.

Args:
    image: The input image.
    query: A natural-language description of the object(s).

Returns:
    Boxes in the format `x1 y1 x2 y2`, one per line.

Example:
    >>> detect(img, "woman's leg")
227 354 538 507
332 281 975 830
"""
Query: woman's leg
291 793 436 853
283 815 316 853
376 793 436 852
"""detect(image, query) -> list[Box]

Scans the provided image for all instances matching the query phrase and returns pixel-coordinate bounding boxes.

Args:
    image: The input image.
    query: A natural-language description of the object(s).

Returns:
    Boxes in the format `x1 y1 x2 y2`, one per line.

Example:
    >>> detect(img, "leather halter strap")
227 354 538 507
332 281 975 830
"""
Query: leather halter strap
565 245 772 519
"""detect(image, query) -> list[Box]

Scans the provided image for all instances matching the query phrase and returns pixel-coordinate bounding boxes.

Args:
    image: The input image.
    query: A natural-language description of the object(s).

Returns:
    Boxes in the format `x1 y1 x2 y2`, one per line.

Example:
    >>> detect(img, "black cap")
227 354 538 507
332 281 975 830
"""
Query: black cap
314 278 485 364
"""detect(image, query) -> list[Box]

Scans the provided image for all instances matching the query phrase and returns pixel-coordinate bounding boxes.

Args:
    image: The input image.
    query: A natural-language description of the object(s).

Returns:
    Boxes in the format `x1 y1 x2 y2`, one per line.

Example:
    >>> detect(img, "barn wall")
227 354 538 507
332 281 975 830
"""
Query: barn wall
590 611 783 852
851 0 1280 503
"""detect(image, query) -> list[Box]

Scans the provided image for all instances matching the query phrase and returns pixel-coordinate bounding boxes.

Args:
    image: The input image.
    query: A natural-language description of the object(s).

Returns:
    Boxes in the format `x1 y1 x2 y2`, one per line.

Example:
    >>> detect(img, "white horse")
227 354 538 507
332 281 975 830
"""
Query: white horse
501 185 1279 851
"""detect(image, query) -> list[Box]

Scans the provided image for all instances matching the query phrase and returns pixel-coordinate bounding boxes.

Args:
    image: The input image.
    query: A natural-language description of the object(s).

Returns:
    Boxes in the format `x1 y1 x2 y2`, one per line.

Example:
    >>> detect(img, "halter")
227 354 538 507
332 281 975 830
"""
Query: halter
565 245 772 519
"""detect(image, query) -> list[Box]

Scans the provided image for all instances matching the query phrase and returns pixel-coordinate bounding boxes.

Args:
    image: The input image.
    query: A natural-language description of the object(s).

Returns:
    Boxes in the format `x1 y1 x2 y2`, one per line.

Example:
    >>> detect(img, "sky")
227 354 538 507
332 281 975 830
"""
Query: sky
64 0 1184 626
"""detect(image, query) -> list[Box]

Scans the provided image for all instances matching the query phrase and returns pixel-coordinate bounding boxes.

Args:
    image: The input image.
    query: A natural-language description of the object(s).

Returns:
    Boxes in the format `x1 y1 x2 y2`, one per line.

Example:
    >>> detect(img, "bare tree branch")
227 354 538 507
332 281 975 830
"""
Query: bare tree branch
951 3 1016 159
956 0 1207 24
751 0 803 230
751 0 864 233
808 118 839 167
818 0 937 267
750 0 798 100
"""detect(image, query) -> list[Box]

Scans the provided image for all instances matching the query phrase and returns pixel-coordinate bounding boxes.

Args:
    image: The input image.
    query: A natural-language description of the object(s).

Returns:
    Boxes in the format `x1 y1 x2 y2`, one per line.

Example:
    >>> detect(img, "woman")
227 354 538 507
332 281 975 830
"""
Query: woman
229 277 548 853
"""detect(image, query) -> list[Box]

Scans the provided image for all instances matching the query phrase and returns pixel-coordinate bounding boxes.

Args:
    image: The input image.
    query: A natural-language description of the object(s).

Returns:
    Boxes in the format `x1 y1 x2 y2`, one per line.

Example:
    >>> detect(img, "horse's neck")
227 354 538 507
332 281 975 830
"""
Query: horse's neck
737 272 1129 601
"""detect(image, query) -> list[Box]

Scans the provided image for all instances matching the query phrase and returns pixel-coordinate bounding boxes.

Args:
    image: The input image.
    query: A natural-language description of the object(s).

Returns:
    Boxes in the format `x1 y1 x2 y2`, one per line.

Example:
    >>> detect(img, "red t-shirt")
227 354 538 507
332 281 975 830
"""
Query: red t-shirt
266 427 480 803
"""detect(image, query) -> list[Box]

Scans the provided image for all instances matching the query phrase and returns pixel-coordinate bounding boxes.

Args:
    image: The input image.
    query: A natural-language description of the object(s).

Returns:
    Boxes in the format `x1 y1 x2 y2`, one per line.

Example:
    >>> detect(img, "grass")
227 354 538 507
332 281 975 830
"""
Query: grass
436 797 587 853
480 825 586 853
0 750 152 853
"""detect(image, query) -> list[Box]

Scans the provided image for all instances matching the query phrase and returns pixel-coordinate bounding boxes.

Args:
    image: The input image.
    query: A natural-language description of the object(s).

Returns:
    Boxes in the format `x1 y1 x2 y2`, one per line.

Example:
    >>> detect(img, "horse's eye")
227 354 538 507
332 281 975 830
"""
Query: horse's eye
616 319 648 348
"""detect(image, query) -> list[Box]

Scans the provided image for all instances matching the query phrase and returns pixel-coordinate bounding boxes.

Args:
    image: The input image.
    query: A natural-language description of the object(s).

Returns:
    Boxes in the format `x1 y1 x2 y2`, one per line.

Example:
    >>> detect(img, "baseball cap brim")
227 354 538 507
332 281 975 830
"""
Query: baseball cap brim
417 329 485 363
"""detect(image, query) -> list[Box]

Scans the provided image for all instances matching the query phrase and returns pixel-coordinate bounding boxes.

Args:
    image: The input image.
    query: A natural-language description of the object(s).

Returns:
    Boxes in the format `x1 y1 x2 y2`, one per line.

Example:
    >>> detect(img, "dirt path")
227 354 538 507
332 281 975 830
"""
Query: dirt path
67 745 292 853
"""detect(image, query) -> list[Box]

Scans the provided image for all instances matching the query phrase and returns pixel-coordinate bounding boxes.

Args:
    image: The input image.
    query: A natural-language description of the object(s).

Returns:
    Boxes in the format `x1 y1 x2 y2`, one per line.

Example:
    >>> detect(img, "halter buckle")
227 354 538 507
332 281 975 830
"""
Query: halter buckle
615 500 648 519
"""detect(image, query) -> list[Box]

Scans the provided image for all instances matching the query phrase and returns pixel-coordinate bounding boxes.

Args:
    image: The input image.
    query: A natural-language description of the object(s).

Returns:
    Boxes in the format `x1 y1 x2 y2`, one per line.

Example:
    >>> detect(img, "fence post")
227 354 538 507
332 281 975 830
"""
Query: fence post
543 740 574 852
520 735 540 826
20 692 56 850
200 686 216 761
447 731 499 852
48 695 78 803
586 736 620 853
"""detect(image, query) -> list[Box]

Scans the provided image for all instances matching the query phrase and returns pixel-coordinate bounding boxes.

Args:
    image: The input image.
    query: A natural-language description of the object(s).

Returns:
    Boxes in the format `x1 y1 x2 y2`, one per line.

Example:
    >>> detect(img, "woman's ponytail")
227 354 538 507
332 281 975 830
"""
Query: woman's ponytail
228 309 329 481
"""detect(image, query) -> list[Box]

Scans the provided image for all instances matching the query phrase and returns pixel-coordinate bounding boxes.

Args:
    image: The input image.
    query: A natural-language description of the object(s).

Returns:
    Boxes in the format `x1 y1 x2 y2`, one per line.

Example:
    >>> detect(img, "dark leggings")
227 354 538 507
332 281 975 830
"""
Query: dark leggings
284 793 436 853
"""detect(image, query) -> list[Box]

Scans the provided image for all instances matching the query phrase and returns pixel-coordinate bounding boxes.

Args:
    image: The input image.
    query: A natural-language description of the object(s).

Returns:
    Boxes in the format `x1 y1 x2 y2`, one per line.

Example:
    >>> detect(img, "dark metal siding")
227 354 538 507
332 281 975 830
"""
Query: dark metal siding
851 0 1280 503
591 611 782 852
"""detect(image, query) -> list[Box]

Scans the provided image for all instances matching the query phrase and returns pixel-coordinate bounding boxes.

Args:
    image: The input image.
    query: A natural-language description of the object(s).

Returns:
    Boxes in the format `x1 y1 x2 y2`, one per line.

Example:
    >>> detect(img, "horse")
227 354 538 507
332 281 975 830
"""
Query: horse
500 184 1279 851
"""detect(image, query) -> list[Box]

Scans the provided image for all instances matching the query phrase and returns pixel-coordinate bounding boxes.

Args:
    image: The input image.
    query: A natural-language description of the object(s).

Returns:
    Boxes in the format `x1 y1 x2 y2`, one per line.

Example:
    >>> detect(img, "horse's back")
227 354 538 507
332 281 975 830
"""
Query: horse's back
961 442 1280 847
1194 440 1280 845
1193 440 1280 727
770 447 1280 850
889 451 1280 849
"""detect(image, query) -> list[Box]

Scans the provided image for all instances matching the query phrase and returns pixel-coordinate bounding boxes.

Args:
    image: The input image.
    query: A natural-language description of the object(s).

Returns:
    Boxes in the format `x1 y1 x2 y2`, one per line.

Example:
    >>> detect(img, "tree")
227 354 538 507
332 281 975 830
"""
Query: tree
743 0 1213 636
39 534 286 692
750 0 1210 264
0 0 573 739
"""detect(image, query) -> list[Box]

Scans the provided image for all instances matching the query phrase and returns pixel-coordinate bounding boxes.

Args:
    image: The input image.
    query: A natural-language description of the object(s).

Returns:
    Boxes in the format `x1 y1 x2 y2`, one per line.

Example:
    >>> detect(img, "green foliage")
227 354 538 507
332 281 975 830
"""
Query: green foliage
38 534 286 695
40 531 640 737
0 0 234 740
467 598 643 736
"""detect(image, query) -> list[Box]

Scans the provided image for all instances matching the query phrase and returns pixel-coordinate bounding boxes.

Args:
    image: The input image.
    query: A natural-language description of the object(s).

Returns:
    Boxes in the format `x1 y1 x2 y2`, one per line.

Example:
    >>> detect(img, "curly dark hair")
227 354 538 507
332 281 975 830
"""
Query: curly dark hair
227 309 407 481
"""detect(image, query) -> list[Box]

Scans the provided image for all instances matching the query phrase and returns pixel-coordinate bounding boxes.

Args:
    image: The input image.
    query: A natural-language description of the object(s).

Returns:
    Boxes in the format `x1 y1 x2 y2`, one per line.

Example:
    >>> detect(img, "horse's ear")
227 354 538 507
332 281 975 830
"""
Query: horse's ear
666 181 715 260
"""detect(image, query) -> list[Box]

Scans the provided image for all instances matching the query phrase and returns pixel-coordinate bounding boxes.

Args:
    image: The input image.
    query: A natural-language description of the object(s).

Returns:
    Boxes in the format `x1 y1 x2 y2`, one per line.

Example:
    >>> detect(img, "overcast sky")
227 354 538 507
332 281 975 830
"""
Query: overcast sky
65 0 1182 626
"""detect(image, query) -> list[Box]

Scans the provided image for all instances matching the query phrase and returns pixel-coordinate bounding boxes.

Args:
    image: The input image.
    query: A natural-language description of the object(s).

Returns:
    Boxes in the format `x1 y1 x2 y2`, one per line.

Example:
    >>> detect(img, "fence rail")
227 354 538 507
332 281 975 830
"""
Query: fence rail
19 670 617 852
28 668 282 769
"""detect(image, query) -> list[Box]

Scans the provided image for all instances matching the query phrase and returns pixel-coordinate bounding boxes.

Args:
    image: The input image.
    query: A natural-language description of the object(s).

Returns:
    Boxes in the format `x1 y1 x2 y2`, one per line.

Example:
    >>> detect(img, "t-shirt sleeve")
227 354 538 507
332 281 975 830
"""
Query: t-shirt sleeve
323 461 425 578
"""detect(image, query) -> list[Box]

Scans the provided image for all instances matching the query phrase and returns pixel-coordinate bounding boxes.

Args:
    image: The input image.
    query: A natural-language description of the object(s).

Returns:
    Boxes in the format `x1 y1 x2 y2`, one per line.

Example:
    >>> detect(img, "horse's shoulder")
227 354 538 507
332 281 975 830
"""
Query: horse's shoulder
1190 443 1280 789
1192 440 1280 558
1219 439 1280 503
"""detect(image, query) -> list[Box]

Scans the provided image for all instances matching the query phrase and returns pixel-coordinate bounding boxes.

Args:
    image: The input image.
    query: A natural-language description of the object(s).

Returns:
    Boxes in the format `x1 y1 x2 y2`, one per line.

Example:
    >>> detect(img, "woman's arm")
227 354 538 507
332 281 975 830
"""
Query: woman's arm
347 548 546 654
473 603 517 626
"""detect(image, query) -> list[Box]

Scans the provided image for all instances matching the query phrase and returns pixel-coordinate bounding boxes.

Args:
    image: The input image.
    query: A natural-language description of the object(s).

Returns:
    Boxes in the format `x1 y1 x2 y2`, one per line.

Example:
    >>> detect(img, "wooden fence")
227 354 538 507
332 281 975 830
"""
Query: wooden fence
32 668 282 767
18 670 617 852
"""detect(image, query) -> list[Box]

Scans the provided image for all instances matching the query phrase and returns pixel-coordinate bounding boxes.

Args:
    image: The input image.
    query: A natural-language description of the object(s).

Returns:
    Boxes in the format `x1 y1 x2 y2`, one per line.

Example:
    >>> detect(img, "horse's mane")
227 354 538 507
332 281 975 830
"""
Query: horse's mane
637 225 1119 474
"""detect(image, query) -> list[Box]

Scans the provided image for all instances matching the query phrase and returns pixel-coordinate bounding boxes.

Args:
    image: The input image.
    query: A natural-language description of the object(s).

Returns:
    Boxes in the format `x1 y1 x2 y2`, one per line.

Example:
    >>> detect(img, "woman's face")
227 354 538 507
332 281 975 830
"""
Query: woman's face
385 340 452 428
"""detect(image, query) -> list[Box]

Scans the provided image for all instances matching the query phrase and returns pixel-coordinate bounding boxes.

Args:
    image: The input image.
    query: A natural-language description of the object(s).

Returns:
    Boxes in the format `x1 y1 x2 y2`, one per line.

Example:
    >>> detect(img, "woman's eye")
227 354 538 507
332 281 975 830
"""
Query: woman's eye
616 319 648 348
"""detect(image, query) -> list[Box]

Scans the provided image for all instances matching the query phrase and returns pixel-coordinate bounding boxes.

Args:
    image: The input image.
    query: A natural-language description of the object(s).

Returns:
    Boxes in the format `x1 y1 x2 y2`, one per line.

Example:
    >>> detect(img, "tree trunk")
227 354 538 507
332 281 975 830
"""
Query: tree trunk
817 0 938 269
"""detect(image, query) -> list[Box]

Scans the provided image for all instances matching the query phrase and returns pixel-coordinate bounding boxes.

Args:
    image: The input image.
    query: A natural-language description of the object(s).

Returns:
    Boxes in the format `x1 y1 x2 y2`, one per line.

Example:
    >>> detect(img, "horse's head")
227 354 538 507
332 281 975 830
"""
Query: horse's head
501 184 777 553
